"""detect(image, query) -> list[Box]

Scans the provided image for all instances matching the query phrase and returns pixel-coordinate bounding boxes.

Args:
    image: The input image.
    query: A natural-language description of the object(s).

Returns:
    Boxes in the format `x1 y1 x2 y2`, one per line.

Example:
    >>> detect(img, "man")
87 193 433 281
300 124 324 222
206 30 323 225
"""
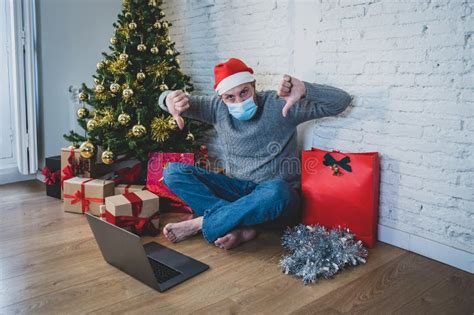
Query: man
157 57 351 250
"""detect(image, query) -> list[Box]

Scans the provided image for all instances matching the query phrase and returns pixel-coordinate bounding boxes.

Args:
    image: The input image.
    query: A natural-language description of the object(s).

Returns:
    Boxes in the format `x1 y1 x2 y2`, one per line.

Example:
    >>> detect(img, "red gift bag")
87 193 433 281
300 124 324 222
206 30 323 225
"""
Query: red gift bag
146 152 195 213
301 147 380 247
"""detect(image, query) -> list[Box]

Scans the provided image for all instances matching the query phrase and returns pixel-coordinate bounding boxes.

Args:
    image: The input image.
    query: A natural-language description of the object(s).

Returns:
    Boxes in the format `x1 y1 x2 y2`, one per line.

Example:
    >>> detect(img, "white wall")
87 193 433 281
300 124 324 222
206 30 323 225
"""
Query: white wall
36 0 122 166
162 0 473 272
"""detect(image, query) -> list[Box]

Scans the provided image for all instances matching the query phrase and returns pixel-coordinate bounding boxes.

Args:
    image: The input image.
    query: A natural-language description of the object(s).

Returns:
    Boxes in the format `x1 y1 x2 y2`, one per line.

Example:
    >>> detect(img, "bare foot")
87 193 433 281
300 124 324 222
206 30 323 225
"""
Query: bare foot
163 217 203 243
214 228 258 250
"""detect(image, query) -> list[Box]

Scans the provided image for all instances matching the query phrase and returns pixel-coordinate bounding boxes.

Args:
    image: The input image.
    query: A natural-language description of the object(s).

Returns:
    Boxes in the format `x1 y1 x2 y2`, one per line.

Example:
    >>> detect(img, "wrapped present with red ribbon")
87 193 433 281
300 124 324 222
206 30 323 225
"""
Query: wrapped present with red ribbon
101 190 160 235
146 152 195 214
60 147 94 200
60 147 114 200
43 155 61 199
301 147 380 248
63 177 115 216
114 184 146 195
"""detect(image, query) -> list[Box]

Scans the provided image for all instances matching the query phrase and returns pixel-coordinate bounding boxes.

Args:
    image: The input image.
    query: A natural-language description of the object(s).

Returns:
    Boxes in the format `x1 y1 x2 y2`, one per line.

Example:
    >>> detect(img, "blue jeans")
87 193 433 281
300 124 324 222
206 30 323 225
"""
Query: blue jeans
162 162 302 243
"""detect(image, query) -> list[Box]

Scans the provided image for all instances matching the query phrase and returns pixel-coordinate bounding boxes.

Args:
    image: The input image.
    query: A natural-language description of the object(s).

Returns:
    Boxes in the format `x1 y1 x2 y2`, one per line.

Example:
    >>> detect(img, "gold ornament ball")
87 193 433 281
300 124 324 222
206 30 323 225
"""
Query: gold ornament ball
166 35 171 42
119 53 128 61
125 12 132 18
101 150 115 165
87 119 99 131
118 113 131 126
159 11 165 18
128 22 137 30
186 132 195 142
165 48 174 56
96 61 105 70
110 83 120 93
162 21 169 29
168 118 177 129
95 84 105 93
110 36 117 45
79 92 88 101
150 46 159 54
159 84 168 91
122 88 134 99
76 107 89 119
137 43 147 52
79 141 96 159
132 124 147 137
154 21 161 29
137 72 146 81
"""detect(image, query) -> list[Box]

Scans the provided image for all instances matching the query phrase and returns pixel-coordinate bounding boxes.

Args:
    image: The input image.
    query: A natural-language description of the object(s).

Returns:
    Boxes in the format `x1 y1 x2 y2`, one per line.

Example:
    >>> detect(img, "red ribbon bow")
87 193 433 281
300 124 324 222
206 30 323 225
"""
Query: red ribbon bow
197 145 209 167
101 211 160 235
100 192 159 235
61 164 75 189
42 167 60 185
61 148 78 189
114 163 142 184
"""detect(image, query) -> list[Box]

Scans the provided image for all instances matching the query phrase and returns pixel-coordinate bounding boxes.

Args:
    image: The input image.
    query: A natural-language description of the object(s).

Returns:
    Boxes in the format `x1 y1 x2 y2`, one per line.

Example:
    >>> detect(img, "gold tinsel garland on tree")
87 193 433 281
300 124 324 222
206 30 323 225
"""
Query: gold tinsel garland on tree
109 59 128 76
94 90 113 103
151 115 178 142
122 0 131 11
146 61 173 80
96 107 115 126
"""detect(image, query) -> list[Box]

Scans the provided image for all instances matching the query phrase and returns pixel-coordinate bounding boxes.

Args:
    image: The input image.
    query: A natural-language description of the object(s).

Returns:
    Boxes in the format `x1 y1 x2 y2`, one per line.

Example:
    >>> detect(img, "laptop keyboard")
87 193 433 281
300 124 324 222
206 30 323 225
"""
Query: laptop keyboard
148 258 182 283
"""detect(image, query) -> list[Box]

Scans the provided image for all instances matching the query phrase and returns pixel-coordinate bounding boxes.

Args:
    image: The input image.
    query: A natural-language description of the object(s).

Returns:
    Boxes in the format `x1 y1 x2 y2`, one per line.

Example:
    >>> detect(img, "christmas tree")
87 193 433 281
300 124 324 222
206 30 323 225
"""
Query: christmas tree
64 0 211 164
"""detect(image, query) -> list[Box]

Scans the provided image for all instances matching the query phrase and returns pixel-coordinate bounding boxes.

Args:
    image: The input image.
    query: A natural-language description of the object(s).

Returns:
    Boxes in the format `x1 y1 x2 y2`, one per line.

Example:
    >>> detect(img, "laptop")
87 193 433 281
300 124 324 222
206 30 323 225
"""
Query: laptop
85 213 209 292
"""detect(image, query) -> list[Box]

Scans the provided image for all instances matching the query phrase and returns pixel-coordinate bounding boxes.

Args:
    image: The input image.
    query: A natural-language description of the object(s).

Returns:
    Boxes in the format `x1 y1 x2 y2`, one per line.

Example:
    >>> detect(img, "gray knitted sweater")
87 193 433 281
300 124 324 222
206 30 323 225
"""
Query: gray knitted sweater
158 81 352 190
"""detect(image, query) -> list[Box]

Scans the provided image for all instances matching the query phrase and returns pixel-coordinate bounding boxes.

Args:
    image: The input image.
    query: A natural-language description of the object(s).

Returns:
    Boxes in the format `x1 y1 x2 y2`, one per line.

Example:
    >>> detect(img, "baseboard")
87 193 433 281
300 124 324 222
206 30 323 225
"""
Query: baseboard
378 224 473 274
0 167 36 185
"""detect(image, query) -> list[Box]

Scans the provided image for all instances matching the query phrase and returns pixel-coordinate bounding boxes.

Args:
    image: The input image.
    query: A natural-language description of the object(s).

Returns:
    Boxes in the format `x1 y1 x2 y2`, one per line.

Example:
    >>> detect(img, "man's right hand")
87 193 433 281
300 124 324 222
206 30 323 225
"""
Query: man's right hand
165 90 189 130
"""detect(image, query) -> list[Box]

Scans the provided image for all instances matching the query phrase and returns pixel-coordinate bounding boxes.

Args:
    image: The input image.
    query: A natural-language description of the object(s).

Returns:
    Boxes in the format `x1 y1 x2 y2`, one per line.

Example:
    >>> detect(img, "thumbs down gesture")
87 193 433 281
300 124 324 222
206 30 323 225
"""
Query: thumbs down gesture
277 74 306 118
165 90 189 130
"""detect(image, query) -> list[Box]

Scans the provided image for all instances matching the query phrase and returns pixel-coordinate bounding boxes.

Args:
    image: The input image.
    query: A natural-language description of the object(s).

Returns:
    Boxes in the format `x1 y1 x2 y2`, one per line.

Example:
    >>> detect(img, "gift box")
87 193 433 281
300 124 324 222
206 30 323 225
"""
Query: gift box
114 184 146 195
102 190 160 235
43 155 61 199
63 177 115 215
98 205 159 235
147 152 195 214
61 147 97 179
301 147 380 248
60 147 115 199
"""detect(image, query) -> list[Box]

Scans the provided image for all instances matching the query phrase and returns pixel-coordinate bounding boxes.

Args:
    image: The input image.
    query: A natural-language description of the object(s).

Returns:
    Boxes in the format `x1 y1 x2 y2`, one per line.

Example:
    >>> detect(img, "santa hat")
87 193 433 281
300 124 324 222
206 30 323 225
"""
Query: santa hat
213 58 255 95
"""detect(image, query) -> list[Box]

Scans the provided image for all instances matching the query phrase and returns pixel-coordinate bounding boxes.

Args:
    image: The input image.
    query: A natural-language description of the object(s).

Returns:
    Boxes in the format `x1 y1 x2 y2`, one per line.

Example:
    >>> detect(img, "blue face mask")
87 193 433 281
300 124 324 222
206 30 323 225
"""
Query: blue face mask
226 96 257 121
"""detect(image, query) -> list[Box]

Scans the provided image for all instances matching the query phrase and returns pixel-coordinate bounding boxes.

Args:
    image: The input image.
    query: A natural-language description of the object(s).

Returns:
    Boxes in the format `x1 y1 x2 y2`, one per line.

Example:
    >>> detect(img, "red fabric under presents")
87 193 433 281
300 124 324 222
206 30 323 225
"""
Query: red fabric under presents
146 152 195 213
301 147 380 248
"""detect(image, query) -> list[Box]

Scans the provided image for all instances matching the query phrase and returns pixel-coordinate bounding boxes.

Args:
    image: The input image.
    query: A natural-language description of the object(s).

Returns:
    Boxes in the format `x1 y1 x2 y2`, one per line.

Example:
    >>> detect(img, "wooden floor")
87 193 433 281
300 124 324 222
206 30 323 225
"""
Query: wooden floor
0 180 473 314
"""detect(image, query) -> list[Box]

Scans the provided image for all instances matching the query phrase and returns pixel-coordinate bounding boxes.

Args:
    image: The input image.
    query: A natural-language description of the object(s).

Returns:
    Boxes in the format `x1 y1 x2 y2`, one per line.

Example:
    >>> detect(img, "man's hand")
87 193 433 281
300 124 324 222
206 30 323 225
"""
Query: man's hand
277 74 306 118
165 90 189 129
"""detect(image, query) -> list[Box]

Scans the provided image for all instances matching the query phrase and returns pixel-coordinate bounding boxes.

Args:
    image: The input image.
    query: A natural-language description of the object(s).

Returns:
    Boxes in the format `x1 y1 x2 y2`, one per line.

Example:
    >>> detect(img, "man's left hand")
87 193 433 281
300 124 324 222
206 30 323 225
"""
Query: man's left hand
277 74 306 117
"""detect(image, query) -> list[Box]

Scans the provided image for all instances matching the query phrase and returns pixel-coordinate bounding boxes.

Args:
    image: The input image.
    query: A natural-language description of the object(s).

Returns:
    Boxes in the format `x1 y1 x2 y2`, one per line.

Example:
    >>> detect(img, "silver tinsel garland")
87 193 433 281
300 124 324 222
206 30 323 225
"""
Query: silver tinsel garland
279 224 368 285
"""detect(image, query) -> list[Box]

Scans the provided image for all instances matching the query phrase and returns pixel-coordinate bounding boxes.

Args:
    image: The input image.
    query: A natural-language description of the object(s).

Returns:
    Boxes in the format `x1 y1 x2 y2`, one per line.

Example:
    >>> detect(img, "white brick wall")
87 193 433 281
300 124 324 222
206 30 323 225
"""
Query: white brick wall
162 0 474 257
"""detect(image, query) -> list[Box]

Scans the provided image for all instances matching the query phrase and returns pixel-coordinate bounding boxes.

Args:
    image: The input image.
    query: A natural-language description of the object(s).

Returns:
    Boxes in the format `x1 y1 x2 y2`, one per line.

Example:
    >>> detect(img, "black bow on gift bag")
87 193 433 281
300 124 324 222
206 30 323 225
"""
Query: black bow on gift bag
323 153 352 176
